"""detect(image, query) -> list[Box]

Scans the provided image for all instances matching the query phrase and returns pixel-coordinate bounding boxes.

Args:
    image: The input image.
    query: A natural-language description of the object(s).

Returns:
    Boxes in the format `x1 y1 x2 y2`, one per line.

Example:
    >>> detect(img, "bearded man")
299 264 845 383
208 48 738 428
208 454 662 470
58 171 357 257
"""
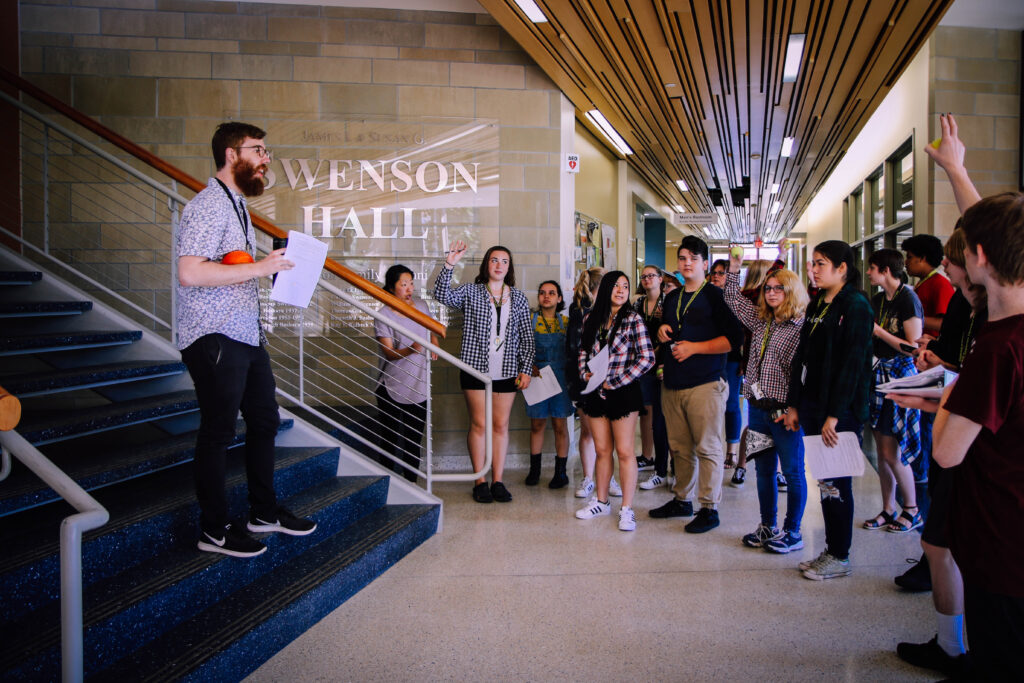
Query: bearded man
176 122 315 558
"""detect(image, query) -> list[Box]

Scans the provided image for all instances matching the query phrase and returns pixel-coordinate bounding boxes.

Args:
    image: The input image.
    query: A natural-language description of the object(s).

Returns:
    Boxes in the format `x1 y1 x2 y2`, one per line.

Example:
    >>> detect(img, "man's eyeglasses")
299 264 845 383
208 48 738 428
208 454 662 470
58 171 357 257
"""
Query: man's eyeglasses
236 145 272 160
763 284 786 293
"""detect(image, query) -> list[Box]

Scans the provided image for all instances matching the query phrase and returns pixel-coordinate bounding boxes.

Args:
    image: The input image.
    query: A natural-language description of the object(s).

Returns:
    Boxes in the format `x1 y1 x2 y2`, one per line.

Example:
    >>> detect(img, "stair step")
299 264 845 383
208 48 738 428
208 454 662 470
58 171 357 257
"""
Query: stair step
0 360 185 397
0 270 42 285
0 329 142 356
0 418 295 516
0 300 92 318
0 446 340 624
0 476 391 680
17 390 198 446
92 503 439 683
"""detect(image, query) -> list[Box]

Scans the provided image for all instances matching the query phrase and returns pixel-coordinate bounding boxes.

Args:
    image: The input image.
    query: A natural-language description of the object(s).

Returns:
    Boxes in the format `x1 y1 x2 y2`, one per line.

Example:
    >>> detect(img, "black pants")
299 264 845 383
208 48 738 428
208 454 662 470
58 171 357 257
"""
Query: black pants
800 402 862 561
964 582 1024 680
181 334 279 535
376 385 427 482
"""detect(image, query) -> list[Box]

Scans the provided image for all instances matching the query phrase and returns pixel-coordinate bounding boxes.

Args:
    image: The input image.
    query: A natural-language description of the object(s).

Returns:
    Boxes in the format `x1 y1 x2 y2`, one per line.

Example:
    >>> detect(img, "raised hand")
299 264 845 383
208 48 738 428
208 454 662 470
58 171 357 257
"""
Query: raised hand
445 239 468 266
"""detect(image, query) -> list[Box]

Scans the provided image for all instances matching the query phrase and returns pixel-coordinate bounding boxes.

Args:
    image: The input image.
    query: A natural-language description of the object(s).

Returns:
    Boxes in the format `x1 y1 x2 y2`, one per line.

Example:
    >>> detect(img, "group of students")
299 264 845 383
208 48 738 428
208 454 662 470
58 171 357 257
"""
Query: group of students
371 113 1024 680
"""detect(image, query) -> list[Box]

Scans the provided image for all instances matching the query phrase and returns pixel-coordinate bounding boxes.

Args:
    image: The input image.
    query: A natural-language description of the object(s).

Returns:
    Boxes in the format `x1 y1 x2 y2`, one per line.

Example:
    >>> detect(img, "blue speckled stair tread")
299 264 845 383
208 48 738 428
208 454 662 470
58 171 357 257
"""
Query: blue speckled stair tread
0 300 92 315
16 390 198 444
0 360 185 395
0 418 294 515
91 503 439 683
0 329 142 351
0 476 389 679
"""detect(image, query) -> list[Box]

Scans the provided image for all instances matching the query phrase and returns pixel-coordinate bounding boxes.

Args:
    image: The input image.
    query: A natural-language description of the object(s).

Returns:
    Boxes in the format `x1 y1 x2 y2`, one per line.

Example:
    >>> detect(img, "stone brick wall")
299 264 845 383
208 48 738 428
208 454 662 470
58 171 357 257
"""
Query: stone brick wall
930 26 1021 236
18 0 566 469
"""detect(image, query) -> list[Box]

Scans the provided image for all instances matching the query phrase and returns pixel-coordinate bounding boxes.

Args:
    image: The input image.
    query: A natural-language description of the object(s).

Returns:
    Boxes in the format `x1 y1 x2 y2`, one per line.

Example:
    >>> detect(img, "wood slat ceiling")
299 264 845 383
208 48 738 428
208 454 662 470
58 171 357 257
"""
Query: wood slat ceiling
479 0 953 242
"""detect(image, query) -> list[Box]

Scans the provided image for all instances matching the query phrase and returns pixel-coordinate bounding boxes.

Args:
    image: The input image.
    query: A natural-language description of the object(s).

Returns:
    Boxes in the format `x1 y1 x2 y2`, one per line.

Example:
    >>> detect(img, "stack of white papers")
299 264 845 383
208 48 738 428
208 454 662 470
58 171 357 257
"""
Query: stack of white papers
875 365 951 399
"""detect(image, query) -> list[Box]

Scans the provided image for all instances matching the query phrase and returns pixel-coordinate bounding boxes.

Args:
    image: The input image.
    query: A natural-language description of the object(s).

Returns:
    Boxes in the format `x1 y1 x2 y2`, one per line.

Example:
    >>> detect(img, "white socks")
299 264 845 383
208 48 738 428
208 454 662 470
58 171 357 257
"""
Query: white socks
937 613 966 657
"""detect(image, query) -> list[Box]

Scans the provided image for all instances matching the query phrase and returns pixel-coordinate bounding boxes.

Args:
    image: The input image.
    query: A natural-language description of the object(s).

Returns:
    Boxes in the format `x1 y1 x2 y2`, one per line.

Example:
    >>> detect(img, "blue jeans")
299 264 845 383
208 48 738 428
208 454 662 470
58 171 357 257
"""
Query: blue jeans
749 405 807 533
724 360 742 444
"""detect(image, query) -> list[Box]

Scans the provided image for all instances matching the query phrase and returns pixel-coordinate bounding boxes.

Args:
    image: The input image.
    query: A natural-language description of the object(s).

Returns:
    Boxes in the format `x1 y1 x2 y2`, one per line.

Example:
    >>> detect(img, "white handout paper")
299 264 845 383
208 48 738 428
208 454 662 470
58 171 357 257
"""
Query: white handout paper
581 345 610 395
269 230 329 309
803 432 866 480
521 365 562 406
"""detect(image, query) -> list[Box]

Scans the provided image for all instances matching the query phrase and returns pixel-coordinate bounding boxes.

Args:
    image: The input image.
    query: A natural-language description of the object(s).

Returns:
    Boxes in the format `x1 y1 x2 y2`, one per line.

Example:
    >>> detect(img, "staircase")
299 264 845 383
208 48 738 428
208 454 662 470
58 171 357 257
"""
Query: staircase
0 250 440 681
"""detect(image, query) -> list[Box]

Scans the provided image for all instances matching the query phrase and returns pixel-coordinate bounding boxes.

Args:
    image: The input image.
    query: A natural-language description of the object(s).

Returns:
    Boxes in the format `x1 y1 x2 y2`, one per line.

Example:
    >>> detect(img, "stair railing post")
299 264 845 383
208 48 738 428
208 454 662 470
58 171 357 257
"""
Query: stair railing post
169 184 179 346
42 122 49 255
425 354 432 494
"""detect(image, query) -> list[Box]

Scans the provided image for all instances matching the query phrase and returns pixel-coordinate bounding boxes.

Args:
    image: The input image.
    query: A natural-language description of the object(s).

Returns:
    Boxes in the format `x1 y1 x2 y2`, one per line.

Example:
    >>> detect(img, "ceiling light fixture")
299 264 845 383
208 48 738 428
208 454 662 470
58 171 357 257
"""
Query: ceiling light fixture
771 183 780 194
512 0 547 23
676 179 689 192
673 205 685 213
780 137 795 158
770 201 782 215
585 109 633 156
783 34 805 83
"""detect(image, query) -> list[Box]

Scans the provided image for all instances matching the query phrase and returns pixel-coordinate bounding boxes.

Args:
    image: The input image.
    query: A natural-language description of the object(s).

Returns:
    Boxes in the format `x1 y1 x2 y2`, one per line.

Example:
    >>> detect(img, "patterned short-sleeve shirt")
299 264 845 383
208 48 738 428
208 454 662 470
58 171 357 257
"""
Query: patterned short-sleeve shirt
175 178 262 350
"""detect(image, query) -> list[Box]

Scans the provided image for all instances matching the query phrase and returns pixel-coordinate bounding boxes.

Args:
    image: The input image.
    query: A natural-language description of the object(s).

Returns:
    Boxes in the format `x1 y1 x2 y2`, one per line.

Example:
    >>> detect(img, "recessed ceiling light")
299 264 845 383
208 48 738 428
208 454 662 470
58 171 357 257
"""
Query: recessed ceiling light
676 180 689 192
783 34 806 83
673 205 685 213
585 109 633 156
770 201 782 215
665 82 678 88
512 0 547 23
750 153 761 159
781 137 795 158
771 183 780 194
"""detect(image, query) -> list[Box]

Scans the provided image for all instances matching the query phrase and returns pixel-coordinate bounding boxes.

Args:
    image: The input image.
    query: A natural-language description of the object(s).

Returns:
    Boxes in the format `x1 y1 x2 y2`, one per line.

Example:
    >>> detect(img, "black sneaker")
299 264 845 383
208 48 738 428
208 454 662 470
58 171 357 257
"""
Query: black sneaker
491 481 512 503
894 555 932 592
247 507 317 536
198 524 267 558
896 636 968 676
636 456 655 471
730 466 746 488
472 482 493 503
648 498 693 518
685 507 720 533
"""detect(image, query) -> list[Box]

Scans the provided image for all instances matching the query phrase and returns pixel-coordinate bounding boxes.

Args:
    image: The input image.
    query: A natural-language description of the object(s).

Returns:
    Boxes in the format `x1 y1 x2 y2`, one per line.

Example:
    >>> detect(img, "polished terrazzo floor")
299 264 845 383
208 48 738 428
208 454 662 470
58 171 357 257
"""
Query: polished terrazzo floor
249 452 938 682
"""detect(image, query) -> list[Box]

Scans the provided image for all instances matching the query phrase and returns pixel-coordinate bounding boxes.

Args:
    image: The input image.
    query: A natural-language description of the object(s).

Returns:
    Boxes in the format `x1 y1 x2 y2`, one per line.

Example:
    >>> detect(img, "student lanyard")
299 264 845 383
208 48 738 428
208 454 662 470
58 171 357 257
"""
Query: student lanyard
877 284 904 331
917 269 940 288
808 295 833 337
214 179 253 254
539 313 563 335
958 314 976 367
758 319 774 365
674 280 707 328
490 285 507 337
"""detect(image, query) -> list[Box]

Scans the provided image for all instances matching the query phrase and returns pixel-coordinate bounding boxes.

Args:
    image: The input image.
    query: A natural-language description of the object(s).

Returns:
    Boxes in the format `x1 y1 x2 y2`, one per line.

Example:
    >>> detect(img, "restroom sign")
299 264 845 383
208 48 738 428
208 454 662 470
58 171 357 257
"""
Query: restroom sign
565 154 580 173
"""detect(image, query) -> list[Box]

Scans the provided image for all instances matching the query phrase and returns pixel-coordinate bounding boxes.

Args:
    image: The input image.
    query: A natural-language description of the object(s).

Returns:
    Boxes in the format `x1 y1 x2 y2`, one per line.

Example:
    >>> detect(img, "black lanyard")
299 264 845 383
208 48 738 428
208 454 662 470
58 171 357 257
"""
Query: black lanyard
214 179 252 253
490 285 506 337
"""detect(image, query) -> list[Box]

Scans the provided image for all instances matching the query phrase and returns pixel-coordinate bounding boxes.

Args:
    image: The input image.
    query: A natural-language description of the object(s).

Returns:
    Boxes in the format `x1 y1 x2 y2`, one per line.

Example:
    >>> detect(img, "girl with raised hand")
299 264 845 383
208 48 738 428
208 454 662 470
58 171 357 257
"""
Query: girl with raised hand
524 280 574 489
434 240 534 504
785 240 874 580
722 250 808 553
574 272 655 532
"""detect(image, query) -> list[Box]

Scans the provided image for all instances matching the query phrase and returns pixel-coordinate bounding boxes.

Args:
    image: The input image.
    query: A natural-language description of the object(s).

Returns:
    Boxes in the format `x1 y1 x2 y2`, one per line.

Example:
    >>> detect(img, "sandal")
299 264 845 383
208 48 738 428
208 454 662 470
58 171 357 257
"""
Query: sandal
863 510 896 530
887 507 923 533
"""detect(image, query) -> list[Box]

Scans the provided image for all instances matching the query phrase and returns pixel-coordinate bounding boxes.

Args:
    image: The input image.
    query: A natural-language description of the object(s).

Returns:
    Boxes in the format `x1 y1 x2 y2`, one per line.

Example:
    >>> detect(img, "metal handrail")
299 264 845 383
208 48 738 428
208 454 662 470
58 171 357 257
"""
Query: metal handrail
0 429 109 683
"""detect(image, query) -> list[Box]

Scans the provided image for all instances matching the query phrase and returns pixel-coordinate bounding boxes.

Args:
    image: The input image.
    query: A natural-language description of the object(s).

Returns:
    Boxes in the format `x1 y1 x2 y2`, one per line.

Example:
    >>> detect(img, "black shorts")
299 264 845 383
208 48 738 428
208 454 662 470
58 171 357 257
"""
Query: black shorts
459 370 518 393
580 382 643 421
921 458 952 548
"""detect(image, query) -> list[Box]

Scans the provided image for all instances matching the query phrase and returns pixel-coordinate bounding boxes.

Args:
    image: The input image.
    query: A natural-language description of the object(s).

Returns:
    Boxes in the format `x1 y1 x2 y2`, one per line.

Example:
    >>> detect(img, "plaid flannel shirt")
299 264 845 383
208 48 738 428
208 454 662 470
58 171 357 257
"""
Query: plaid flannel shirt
578 309 655 391
722 272 803 404
433 264 535 378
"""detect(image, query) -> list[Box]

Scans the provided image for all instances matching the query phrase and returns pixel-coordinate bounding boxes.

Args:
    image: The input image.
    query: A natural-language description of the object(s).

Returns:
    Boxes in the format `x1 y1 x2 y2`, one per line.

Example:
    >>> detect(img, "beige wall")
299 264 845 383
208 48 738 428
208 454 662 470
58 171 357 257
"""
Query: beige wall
573 124 618 226
930 26 1021 235
18 0 567 465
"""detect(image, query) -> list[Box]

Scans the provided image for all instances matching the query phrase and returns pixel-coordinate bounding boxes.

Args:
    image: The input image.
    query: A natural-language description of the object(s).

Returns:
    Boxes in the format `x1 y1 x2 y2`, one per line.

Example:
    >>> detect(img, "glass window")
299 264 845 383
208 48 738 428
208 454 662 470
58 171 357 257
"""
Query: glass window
853 189 864 240
868 169 885 232
895 150 913 222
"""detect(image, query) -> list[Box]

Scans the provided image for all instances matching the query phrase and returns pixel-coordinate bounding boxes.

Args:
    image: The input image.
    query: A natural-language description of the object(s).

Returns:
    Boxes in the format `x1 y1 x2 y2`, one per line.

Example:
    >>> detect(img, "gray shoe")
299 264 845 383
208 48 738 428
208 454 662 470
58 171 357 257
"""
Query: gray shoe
802 553 851 580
